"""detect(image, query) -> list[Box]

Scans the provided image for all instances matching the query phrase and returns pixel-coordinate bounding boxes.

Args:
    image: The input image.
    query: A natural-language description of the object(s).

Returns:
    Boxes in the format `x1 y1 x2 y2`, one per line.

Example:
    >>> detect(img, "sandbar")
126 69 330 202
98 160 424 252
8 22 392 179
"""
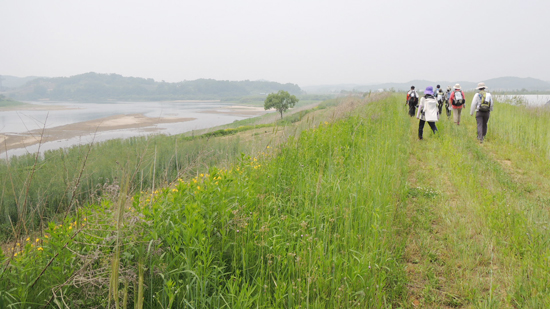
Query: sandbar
1 114 195 152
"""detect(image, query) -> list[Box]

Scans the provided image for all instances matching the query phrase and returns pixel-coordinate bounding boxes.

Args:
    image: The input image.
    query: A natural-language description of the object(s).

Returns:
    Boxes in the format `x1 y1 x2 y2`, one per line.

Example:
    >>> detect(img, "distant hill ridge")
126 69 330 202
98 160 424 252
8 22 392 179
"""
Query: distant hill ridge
303 77 550 93
2 72 302 102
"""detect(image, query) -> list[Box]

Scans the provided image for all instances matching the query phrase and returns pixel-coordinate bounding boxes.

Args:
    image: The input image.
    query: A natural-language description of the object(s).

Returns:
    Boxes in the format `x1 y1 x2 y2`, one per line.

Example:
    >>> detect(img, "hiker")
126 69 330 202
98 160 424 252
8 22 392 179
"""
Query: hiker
449 83 466 125
470 82 494 143
406 86 418 117
416 86 439 140
435 85 445 115
444 86 452 119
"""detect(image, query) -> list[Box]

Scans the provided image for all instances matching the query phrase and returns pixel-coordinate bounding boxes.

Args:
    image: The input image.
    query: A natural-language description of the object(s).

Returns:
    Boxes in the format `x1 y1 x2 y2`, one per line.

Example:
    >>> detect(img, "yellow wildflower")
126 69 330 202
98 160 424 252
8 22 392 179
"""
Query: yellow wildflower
36 238 40 243
38 247 43 251
197 186 201 190
200 173 204 177
26 237 30 242
14 253 17 257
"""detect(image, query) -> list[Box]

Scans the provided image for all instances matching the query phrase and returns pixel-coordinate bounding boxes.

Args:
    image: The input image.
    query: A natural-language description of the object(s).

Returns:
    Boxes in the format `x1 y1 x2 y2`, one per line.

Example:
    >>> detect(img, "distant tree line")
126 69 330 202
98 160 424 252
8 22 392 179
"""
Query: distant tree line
8 72 303 102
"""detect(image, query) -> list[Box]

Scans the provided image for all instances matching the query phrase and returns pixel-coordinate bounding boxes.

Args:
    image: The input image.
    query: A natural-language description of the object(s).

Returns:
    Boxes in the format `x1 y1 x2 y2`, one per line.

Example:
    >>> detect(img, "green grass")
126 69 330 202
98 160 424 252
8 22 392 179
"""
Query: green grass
2 93 550 308
0 95 411 308
0 99 28 108
402 94 550 308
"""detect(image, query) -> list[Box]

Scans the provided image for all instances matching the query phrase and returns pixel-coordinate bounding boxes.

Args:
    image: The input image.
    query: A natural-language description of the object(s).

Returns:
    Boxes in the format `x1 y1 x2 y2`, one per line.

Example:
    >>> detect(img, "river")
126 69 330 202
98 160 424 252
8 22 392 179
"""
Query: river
0 101 270 158
495 94 550 106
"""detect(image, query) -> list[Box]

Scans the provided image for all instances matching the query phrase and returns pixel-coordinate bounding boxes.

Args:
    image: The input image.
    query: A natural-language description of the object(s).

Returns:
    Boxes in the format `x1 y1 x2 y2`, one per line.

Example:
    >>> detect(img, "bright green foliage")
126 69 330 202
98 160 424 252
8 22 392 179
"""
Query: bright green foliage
264 90 299 119
0 96 411 307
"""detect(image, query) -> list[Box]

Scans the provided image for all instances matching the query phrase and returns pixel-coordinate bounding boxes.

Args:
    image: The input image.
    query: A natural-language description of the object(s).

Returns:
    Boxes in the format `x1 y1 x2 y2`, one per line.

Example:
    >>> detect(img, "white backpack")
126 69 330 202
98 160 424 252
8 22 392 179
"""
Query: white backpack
453 90 464 106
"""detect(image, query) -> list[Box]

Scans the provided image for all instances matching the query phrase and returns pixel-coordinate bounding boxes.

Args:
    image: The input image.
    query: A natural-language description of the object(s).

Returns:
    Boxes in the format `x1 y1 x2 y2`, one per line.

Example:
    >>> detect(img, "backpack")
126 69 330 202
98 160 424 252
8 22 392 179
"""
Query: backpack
452 90 464 106
478 92 491 112
408 91 418 104
436 89 444 102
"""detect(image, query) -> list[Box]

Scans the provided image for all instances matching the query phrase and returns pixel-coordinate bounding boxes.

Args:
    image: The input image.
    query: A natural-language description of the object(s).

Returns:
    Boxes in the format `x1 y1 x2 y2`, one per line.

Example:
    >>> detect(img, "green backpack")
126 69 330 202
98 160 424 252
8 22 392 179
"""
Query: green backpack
478 91 491 112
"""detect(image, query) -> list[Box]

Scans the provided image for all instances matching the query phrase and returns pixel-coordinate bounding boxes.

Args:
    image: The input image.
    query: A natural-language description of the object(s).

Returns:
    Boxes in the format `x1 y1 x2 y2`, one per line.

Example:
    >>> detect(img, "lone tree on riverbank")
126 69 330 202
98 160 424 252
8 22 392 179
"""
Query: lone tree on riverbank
264 90 299 119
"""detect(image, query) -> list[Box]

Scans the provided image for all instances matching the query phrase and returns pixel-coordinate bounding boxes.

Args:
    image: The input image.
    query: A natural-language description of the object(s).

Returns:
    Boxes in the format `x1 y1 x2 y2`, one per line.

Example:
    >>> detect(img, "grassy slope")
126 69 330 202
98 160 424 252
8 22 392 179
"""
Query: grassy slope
402 96 550 308
2 94 550 308
1 94 413 308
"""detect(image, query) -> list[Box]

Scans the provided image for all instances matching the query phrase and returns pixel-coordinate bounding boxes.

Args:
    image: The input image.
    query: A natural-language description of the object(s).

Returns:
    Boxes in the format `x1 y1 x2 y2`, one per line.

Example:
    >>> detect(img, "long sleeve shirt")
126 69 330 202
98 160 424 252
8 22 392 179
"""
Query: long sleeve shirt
470 91 494 115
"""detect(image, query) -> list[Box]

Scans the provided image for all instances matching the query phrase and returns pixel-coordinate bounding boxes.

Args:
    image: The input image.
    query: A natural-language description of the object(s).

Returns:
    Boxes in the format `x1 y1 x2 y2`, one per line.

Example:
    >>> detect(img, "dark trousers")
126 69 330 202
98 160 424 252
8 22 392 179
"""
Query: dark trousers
408 103 416 117
437 101 443 115
476 111 490 141
418 120 437 139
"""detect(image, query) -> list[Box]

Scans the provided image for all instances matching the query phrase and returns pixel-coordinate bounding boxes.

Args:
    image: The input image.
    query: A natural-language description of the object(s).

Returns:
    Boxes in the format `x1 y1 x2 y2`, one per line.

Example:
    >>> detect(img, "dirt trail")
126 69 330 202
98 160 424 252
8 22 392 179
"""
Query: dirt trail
402 119 511 308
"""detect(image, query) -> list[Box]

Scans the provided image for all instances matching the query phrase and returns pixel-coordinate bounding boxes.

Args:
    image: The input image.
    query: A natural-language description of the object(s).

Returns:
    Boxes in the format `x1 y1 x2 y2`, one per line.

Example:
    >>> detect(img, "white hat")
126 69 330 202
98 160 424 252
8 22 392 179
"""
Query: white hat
454 83 461 90
477 82 486 90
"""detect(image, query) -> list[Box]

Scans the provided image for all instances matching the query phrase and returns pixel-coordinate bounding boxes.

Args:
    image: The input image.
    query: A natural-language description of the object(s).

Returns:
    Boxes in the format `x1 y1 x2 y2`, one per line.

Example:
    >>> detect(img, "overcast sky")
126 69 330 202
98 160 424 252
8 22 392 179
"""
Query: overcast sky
1 0 549 86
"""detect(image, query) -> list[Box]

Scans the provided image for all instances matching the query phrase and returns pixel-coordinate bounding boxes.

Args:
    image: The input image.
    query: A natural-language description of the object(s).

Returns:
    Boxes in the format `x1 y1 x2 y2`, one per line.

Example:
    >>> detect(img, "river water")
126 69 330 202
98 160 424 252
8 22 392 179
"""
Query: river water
0 101 268 157
495 94 550 106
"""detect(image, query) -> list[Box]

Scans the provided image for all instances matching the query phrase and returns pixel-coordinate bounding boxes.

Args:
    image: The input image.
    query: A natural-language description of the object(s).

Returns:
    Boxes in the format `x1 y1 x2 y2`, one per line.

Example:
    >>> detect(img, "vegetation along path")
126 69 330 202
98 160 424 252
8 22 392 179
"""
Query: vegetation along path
1 93 549 308
402 96 550 308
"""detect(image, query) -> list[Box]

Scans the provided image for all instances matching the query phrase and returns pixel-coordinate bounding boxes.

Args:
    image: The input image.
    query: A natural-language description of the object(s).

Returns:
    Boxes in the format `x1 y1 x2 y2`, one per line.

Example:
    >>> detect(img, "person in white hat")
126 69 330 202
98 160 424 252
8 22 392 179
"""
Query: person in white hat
449 84 466 125
470 82 494 143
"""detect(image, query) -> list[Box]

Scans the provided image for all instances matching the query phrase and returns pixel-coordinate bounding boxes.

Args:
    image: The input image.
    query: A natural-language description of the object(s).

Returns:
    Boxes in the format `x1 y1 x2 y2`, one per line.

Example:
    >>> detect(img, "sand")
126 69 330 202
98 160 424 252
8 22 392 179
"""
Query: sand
0 113 196 152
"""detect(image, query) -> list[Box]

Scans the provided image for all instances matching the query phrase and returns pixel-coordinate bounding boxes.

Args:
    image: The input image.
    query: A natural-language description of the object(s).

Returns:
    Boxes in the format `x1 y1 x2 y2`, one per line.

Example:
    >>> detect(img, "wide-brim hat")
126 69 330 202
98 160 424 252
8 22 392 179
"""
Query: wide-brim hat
477 82 486 90
454 83 461 90
424 86 434 96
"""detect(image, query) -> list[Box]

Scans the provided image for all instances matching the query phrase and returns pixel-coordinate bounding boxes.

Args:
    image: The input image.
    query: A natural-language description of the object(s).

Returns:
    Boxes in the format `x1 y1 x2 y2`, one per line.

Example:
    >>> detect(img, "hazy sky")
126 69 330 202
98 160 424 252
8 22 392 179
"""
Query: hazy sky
2 0 549 86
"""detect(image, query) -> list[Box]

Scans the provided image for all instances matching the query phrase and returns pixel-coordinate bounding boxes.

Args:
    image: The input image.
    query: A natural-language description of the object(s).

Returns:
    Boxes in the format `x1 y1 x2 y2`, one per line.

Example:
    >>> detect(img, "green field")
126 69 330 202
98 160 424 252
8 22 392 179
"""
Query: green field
1 94 550 308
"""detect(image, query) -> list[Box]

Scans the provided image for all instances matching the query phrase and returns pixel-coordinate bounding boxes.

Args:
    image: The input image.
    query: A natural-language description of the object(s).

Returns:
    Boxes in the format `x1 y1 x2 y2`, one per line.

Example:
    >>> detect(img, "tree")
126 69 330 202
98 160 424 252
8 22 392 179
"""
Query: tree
264 90 299 119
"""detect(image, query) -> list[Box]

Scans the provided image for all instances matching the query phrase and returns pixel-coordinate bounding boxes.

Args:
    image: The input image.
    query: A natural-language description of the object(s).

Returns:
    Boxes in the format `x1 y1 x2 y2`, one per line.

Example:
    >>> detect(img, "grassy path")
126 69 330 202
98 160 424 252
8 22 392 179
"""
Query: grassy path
403 103 550 308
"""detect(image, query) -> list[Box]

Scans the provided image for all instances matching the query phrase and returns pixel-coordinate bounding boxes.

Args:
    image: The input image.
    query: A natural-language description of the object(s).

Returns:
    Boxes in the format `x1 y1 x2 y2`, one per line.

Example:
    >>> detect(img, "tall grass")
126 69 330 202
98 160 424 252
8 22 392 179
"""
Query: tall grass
0 95 411 307
402 94 550 307
488 102 550 159
0 124 274 240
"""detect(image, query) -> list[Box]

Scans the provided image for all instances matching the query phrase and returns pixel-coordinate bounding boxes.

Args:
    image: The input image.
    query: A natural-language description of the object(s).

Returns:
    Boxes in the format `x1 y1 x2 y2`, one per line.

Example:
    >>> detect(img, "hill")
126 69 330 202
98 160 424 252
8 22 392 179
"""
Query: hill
4 72 302 102
0 75 41 90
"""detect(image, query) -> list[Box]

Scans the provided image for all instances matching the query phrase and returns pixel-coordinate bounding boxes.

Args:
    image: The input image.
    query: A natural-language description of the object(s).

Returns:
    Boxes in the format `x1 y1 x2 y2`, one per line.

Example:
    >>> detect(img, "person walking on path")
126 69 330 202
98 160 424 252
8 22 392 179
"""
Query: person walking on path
435 85 445 115
470 82 494 143
444 86 452 119
449 83 466 125
406 86 419 117
416 86 439 140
